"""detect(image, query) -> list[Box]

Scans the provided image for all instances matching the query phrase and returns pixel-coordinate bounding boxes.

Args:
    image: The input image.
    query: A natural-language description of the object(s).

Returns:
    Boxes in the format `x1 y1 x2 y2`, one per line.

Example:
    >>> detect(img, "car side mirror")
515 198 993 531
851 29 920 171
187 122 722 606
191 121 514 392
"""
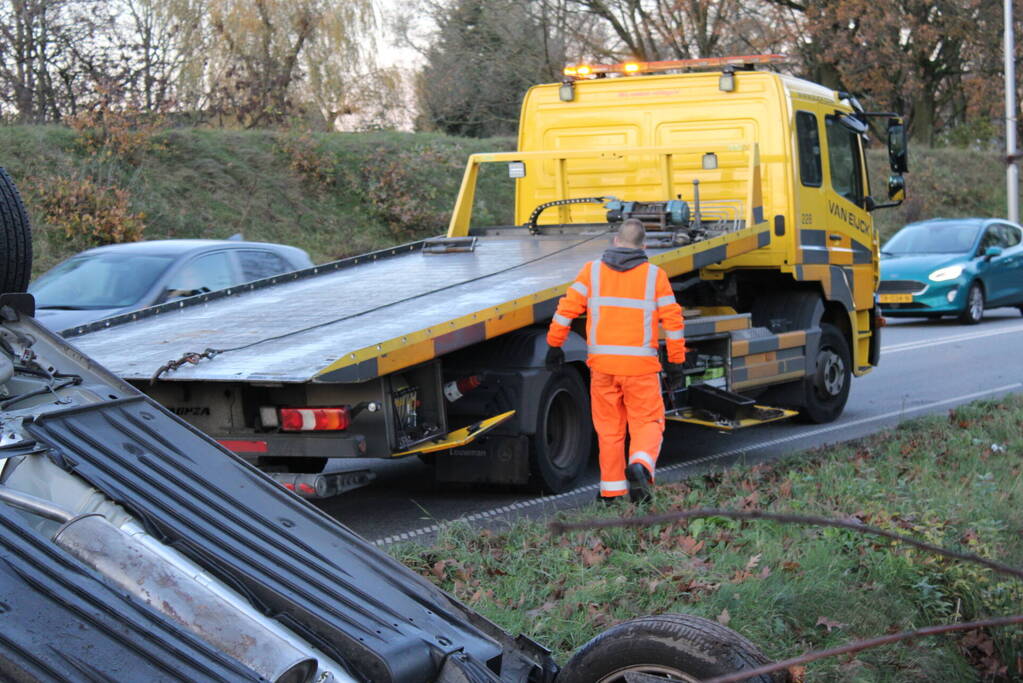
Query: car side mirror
984 246 1003 260
887 119 908 173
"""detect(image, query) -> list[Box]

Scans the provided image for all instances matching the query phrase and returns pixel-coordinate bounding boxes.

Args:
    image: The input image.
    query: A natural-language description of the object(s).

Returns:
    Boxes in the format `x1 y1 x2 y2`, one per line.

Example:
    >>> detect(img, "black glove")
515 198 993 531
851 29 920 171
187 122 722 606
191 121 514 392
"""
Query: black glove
664 362 686 390
545 346 565 372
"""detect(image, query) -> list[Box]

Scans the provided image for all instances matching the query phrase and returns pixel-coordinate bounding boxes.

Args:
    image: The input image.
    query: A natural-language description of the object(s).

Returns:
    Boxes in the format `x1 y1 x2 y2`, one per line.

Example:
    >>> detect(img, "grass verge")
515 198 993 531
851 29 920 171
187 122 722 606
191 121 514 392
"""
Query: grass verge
391 395 1023 680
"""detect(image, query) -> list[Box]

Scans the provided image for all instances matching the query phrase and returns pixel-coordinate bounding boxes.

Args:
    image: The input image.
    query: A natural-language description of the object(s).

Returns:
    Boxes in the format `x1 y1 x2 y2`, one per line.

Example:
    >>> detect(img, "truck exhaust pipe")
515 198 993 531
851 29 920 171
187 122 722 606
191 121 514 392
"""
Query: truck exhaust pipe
52 513 317 683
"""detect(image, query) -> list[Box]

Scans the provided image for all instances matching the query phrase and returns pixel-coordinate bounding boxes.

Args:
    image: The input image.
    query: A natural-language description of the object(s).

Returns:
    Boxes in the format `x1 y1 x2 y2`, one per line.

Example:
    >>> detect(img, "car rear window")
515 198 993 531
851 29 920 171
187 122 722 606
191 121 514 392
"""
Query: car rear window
238 250 293 281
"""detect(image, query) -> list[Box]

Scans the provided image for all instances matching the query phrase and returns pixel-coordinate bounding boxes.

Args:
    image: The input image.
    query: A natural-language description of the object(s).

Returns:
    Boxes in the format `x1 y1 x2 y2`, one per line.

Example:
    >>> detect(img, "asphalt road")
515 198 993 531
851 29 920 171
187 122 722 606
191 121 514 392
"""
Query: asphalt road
314 309 1023 545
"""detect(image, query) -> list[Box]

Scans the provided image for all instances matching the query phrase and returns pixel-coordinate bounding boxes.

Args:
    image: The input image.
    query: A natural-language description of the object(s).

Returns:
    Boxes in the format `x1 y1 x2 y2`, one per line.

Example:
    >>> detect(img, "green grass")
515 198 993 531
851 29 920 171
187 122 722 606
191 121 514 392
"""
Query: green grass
0 125 515 275
391 396 1023 680
0 121 1015 277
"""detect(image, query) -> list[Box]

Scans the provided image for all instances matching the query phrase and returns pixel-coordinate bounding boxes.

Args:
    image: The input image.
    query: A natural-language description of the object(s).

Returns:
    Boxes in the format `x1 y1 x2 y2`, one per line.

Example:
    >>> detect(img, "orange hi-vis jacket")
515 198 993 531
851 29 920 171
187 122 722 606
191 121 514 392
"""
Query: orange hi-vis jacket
547 257 685 375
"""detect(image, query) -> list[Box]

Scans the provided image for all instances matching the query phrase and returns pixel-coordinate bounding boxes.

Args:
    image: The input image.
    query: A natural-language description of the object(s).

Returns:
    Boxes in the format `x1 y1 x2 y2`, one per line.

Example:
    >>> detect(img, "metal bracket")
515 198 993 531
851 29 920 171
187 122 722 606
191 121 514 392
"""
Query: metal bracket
423 236 478 254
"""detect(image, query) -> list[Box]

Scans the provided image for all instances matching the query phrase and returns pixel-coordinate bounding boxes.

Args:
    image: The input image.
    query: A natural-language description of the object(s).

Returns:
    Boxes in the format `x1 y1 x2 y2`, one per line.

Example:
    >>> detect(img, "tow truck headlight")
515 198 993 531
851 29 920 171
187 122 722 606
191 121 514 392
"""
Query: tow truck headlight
928 265 964 282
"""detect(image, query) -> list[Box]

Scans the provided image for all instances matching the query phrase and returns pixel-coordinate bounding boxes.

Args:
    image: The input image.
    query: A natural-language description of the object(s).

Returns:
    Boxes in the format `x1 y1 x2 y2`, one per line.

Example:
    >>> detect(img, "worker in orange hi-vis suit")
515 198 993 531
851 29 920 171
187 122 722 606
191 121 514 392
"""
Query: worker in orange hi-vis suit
546 219 686 504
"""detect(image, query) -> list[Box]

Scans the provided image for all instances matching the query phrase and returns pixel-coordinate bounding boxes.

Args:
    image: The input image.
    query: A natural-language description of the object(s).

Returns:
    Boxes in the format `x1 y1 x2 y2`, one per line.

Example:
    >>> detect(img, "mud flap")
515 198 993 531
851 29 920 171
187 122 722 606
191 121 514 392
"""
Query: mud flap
666 404 797 431
391 410 516 457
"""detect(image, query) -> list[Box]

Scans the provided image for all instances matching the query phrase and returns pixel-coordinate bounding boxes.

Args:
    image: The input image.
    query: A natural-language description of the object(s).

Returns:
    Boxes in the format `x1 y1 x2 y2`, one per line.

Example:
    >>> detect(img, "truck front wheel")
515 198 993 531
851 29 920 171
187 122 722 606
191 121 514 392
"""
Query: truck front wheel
530 366 591 492
800 322 851 423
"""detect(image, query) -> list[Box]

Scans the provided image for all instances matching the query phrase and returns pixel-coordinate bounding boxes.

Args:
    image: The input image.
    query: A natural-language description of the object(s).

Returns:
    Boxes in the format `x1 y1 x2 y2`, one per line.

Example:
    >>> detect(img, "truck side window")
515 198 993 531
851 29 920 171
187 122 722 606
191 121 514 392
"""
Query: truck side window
825 116 864 206
796 111 822 187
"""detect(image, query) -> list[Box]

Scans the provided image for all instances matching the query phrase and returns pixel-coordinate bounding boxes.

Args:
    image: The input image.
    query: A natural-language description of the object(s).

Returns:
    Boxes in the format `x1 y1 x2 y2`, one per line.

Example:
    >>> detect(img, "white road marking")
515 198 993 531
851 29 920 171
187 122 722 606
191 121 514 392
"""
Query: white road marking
373 381 1023 546
882 323 1023 354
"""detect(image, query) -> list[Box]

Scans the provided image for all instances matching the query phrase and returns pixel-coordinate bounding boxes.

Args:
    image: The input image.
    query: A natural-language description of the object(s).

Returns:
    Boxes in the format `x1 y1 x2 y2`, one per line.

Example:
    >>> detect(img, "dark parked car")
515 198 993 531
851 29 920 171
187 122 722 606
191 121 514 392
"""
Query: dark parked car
30 238 313 332
879 218 1023 324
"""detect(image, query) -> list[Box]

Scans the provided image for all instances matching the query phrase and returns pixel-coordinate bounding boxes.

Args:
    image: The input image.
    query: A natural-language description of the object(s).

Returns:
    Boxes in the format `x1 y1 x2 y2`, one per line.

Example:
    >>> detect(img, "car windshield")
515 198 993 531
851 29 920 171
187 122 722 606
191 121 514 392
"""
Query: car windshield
30 253 174 308
883 223 980 255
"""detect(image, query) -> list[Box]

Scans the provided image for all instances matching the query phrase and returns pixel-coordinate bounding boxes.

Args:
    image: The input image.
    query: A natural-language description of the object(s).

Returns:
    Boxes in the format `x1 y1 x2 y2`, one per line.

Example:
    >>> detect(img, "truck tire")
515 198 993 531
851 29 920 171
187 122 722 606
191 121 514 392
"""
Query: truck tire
529 366 591 493
557 613 783 683
799 322 851 424
0 167 32 294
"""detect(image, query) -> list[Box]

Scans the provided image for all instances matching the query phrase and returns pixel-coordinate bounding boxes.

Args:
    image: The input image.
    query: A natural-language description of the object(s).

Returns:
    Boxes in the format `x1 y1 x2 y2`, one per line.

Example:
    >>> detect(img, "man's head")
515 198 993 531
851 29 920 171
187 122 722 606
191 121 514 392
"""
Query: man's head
614 218 646 249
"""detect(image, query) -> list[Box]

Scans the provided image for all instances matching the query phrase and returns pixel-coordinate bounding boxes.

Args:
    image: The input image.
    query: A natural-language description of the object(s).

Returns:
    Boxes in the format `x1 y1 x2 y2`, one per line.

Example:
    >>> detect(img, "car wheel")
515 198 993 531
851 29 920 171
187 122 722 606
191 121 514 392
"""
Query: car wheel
557 614 782 683
957 282 984 325
798 322 851 424
0 167 32 294
529 366 591 493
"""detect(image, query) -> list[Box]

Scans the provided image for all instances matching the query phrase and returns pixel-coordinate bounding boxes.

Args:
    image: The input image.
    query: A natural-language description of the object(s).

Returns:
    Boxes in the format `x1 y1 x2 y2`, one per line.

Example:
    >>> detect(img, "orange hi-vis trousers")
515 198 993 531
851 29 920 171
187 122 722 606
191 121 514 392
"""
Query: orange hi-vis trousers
591 370 665 498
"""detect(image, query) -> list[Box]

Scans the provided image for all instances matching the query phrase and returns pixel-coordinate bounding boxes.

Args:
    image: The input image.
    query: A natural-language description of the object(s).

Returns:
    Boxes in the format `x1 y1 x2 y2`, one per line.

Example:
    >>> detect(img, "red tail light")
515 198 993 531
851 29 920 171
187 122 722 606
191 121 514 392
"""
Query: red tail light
279 406 351 431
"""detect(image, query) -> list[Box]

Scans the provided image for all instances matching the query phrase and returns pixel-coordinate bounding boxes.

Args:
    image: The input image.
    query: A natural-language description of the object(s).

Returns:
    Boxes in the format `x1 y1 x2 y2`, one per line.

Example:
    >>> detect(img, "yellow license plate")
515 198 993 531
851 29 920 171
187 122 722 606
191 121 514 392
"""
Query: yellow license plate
879 293 913 303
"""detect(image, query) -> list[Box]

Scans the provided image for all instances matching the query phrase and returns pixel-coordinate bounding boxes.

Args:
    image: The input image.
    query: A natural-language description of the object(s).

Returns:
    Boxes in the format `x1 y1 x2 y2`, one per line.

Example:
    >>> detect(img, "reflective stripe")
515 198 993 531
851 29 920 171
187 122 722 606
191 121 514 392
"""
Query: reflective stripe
600 480 628 493
642 264 658 349
591 296 656 310
629 451 656 470
588 260 602 345
656 294 676 308
588 344 659 357
552 313 572 327
571 281 588 296
665 329 684 340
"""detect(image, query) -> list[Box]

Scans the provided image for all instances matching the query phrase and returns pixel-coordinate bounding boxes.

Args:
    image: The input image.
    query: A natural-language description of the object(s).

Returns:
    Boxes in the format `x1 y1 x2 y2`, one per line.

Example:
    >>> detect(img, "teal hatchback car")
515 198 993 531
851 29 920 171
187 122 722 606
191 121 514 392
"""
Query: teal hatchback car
879 218 1023 324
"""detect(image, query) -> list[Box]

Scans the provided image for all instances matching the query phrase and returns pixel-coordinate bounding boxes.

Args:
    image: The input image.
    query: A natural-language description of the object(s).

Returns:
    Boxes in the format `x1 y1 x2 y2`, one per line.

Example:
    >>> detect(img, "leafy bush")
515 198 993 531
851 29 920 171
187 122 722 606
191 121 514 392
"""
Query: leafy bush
28 175 145 246
65 86 166 164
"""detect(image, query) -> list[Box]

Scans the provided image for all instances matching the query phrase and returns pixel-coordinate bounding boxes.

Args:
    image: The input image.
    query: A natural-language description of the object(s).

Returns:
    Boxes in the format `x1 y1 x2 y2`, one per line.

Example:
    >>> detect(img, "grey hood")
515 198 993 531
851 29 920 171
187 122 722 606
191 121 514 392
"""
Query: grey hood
601 247 648 272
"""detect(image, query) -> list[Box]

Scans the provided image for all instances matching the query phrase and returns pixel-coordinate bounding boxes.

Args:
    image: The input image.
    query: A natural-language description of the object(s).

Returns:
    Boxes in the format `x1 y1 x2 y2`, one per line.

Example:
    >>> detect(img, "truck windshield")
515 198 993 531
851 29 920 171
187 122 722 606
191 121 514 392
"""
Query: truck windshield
30 253 174 309
882 223 981 255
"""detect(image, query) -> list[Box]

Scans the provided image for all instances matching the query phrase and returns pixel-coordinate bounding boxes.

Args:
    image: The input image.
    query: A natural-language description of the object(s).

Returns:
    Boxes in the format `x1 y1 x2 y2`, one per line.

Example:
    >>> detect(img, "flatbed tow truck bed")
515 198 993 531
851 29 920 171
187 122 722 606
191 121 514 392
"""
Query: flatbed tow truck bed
66 226 771 385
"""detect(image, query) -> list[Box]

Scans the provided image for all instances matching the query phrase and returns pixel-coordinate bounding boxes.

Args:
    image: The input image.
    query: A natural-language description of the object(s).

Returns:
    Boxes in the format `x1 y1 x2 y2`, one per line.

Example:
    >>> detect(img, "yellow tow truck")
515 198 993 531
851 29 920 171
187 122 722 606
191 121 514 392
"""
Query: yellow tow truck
67 55 908 496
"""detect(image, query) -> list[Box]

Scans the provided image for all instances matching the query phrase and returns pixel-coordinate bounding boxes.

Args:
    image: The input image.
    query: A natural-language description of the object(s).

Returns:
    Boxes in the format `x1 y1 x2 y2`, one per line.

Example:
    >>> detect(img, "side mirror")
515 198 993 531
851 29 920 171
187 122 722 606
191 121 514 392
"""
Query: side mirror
887 174 905 202
984 246 1003 260
887 119 908 173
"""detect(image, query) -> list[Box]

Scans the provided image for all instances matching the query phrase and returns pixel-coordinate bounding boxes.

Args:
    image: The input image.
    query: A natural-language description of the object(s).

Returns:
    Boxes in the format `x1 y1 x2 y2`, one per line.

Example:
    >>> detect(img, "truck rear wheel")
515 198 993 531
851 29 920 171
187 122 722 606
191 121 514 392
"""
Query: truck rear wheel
0 167 32 294
530 366 591 493
557 614 780 683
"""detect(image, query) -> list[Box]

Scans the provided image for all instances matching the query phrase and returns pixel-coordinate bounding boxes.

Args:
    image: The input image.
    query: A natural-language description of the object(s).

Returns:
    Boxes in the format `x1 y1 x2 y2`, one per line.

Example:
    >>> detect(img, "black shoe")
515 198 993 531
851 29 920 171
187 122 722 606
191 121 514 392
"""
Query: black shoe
627 463 653 504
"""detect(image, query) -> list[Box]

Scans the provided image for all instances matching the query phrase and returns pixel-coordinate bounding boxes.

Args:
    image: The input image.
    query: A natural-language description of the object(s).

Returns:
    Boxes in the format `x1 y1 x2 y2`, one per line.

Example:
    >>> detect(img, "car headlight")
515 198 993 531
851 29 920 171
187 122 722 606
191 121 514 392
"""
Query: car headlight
928 265 964 282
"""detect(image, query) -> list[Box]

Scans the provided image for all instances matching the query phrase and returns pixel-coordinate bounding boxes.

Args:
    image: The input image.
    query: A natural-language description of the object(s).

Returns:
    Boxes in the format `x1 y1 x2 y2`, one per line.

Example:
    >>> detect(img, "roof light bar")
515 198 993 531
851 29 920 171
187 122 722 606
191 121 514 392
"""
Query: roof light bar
563 54 787 80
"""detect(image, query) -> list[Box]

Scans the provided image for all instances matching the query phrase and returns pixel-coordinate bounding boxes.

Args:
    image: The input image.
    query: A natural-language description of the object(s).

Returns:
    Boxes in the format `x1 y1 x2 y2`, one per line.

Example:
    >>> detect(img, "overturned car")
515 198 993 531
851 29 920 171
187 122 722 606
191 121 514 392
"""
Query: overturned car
0 167 778 682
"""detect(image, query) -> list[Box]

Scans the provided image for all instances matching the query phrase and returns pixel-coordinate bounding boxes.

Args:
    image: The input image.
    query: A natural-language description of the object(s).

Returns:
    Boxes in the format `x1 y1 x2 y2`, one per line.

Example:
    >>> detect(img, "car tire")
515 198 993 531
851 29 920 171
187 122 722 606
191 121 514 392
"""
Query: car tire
957 282 984 325
798 322 851 424
557 613 782 683
529 365 591 493
0 167 32 294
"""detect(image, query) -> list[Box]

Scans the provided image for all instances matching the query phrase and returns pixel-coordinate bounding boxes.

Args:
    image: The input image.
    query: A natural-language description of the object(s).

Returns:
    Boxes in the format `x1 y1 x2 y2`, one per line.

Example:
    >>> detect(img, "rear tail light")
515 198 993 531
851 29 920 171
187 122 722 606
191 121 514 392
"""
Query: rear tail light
279 406 351 431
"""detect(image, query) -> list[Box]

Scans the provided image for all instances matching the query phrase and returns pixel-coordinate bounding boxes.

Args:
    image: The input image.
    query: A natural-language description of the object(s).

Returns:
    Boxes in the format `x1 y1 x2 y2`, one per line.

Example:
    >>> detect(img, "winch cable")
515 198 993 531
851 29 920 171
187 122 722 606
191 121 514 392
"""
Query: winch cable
151 229 613 382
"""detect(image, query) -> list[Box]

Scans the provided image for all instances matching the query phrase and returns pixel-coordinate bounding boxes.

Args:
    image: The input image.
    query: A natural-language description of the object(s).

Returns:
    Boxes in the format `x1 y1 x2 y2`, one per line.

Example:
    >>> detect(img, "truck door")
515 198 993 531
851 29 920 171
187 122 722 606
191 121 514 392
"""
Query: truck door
822 115 872 261
793 110 827 263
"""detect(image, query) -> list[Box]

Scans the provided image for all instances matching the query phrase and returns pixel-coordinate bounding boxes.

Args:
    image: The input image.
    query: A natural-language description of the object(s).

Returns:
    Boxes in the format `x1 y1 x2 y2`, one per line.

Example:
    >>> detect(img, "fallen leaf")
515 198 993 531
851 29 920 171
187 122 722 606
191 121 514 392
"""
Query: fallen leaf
678 536 705 556
745 553 762 571
788 664 806 682
816 616 847 632
782 561 801 572
525 601 558 618
779 479 793 499
716 608 730 626
431 560 449 580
